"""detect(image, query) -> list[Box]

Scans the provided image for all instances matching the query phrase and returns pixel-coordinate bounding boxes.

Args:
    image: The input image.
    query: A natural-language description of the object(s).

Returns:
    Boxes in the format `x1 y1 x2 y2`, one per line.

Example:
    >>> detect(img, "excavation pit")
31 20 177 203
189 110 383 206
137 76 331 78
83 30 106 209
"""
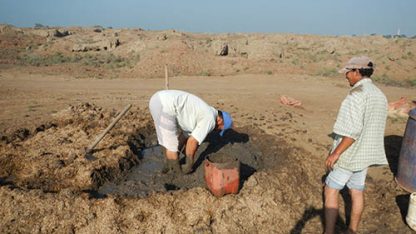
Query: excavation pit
97 128 278 198
0 103 288 200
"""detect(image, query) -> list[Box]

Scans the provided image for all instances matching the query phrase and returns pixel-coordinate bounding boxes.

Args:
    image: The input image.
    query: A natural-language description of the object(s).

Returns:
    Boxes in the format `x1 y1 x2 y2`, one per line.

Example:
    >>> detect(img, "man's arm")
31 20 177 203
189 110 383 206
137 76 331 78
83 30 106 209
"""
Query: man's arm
185 136 199 158
325 136 355 170
181 136 199 174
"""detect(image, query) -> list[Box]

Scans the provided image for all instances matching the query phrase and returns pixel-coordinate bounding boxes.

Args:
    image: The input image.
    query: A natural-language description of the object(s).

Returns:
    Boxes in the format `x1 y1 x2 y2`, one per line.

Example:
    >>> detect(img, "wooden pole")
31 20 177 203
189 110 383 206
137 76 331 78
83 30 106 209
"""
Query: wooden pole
165 64 169 90
86 104 132 153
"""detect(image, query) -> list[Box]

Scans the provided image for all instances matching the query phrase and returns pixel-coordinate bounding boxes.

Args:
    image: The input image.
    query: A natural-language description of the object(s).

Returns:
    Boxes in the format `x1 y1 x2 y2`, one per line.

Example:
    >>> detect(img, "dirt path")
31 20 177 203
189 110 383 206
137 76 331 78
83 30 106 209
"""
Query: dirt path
0 70 413 154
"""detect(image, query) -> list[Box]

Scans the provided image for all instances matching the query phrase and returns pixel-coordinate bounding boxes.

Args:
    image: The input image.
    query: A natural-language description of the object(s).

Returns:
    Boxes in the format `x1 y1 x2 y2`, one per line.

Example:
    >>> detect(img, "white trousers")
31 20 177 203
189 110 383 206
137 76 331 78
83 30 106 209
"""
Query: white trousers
149 93 179 152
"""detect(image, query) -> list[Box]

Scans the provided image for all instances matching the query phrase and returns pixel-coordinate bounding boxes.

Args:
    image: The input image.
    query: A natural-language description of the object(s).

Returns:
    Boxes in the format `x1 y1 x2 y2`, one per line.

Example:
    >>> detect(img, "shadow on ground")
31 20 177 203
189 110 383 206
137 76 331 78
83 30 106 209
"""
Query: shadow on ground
384 135 403 176
290 174 352 233
193 129 250 169
396 194 410 224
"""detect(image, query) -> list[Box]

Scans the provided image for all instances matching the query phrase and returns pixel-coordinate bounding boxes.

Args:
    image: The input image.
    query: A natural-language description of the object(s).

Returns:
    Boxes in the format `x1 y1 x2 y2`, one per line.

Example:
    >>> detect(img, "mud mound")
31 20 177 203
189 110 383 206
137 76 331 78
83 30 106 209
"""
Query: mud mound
1 119 310 233
0 103 152 191
0 101 284 197
0 125 328 234
0 99 285 197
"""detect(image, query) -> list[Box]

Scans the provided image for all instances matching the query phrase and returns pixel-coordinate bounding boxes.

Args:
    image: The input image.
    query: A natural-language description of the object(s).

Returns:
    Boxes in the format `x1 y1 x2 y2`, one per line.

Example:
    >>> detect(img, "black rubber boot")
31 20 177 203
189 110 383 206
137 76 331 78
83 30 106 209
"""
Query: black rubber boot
181 156 194 174
162 158 181 174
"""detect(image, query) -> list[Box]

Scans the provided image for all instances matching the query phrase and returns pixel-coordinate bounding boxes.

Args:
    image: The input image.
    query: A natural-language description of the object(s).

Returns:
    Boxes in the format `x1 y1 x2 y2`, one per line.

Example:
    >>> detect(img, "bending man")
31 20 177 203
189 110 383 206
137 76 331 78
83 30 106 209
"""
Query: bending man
149 90 233 174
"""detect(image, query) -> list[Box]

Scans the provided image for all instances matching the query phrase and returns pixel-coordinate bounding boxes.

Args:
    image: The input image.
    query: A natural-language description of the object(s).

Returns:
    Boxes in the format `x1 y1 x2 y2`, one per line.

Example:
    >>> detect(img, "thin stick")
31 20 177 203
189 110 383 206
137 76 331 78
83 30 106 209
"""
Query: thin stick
165 64 169 90
86 104 132 153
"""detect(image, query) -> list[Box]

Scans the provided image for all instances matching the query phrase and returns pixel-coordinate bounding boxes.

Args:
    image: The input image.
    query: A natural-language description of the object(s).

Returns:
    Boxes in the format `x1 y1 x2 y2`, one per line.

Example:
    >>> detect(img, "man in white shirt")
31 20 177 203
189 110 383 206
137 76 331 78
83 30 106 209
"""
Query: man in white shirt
149 90 233 174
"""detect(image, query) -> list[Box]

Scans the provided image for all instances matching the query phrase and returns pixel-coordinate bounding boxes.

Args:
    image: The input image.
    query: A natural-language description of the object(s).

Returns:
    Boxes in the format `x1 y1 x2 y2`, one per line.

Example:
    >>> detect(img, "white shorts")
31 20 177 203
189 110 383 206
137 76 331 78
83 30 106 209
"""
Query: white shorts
325 167 368 191
149 93 179 152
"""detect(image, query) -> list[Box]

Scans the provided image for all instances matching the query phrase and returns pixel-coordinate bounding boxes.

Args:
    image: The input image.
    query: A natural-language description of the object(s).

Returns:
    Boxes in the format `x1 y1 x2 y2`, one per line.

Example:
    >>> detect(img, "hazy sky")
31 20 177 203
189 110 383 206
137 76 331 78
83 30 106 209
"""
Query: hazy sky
1 0 415 36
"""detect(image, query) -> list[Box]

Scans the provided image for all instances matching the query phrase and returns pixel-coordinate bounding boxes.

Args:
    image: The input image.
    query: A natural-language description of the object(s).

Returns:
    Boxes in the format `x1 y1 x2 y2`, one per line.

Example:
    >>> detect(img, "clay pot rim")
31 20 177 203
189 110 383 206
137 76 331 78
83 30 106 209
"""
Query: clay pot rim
205 156 240 169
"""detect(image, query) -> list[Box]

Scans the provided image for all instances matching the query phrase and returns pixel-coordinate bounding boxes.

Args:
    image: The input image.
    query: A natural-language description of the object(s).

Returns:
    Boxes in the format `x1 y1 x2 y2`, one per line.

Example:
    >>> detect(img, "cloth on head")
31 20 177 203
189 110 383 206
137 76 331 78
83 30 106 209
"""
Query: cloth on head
220 111 232 136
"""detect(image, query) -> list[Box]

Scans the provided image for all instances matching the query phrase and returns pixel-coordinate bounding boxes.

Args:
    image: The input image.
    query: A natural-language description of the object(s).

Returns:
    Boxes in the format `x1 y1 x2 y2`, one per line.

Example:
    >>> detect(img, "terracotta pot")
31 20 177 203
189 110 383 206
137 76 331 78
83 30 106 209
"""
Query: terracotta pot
204 156 240 197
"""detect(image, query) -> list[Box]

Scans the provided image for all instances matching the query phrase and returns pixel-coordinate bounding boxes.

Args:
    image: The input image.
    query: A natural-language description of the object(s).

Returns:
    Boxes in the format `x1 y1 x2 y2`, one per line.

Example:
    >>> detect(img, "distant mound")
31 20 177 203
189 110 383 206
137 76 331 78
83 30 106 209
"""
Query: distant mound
0 24 415 86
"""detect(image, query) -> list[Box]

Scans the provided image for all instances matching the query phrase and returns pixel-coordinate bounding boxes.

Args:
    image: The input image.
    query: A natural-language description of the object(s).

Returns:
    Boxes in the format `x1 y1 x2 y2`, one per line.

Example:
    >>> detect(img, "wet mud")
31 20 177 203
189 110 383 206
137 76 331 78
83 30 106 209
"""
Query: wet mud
97 128 265 198
0 103 282 196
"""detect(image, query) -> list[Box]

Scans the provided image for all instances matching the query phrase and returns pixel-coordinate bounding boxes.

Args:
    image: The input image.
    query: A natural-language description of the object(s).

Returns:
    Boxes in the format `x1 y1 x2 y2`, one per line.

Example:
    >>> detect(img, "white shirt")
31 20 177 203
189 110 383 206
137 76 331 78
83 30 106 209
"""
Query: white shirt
158 90 217 144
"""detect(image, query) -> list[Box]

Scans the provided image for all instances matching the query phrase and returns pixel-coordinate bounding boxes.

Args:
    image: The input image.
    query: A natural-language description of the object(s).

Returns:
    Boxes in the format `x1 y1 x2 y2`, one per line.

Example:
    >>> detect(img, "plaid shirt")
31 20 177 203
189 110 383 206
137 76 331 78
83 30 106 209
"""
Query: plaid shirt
332 78 388 171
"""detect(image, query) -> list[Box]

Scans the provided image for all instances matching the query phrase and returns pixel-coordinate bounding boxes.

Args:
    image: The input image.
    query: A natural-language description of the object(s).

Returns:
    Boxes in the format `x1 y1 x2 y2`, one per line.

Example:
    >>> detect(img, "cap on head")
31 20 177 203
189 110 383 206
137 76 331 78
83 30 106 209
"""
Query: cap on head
338 56 374 74
220 111 232 137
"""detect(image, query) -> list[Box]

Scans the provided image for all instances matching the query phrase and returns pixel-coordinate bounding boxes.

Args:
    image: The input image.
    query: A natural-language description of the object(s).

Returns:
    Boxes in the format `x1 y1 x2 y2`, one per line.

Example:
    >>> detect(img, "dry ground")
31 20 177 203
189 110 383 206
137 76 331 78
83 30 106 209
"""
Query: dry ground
1 25 416 233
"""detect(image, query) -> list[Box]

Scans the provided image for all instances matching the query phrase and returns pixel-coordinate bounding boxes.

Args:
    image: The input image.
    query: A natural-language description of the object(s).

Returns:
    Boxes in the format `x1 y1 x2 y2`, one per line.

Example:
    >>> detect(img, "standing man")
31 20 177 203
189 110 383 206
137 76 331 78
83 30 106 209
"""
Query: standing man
324 56 388 234
149 90 233 174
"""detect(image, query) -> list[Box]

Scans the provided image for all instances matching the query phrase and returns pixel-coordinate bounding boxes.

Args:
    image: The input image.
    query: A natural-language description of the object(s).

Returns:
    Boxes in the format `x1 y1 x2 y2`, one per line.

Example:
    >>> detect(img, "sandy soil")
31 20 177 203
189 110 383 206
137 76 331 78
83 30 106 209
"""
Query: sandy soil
0 69 415 233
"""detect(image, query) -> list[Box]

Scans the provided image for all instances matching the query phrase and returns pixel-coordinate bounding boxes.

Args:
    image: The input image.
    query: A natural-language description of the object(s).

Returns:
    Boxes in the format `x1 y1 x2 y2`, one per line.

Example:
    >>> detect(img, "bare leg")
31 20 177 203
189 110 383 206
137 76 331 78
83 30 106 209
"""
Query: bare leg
165 149 178 160
324 186 340 234
348 189 364 233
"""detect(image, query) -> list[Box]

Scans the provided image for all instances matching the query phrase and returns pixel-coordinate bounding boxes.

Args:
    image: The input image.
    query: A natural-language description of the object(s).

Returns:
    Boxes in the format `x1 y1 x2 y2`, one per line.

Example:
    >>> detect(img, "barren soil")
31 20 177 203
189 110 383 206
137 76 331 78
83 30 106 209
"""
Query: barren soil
1 25 416 233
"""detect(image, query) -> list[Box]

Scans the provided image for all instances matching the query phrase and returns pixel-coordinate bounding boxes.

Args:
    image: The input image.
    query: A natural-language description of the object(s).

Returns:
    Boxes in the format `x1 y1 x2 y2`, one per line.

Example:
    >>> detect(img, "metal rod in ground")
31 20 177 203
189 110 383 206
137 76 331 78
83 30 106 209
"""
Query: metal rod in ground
165 64 169 90
86 104 132 153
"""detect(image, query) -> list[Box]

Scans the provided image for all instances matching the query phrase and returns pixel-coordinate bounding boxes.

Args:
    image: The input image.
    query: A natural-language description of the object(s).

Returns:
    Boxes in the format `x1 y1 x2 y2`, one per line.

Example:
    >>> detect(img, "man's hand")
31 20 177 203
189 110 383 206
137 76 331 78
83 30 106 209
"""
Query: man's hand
325 136 355 171
325 152 341 171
